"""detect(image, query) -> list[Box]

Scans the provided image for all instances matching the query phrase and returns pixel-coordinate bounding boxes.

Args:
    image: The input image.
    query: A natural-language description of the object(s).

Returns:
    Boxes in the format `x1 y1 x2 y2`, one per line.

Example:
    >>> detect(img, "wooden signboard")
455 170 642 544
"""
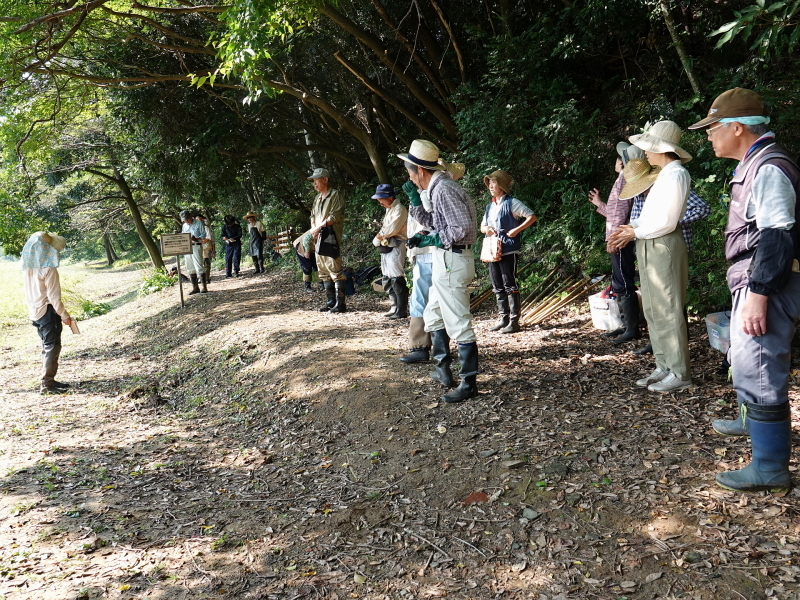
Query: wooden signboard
160 233 192 257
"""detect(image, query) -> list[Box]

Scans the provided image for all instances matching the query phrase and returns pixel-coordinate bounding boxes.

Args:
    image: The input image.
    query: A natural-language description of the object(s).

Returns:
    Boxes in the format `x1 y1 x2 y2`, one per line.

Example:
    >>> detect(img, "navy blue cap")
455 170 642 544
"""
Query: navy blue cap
371 184 397 199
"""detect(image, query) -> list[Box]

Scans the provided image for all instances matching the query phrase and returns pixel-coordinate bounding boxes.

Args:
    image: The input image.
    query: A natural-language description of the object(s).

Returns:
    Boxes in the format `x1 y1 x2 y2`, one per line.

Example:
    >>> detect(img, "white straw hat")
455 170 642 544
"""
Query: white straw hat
397 140 446 170
629 120 692 164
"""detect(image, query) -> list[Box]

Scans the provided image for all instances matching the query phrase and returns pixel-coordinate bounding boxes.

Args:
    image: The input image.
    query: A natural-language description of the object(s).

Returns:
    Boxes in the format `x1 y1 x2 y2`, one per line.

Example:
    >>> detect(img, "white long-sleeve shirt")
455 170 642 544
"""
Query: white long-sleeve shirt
629 160 690 239
24 267 70 321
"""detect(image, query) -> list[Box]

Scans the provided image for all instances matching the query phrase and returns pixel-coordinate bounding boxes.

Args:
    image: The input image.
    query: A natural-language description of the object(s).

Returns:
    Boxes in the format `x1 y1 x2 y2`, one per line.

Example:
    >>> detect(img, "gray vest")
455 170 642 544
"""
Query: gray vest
725 142 800 291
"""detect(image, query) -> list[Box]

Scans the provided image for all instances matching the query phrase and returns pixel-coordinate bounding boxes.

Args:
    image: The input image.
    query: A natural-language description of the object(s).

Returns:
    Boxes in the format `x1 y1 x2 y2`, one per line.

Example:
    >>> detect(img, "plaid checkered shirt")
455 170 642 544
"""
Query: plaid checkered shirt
409 171 477 248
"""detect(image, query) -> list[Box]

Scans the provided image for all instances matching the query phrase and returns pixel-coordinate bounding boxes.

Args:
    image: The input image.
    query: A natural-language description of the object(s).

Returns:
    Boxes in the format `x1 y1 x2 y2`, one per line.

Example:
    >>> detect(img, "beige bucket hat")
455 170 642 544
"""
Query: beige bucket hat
618 159 661 200
629 120 692 164
483 170 513 195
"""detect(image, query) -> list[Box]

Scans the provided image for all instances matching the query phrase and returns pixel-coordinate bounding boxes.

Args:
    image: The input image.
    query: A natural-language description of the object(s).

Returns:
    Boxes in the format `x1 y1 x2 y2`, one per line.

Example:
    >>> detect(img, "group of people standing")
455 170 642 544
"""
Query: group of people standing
587 87 800 494
22 88 799 495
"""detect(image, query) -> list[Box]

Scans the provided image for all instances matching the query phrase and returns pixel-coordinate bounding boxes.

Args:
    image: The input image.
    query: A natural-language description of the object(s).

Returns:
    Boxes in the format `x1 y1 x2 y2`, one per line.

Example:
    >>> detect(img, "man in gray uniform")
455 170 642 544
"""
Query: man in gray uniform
689 88 800 493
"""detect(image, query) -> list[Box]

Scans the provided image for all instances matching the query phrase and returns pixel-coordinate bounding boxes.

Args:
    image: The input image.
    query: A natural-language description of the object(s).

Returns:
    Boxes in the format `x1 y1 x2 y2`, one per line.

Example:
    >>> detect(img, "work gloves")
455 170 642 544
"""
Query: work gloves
407 231 443 249
402 181 422 207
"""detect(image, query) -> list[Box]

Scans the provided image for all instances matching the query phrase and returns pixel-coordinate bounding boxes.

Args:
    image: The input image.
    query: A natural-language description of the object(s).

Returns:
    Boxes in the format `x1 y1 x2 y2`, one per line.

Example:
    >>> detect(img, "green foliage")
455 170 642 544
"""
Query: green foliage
75 299 112 321
139 269 176 297
710 1 800 57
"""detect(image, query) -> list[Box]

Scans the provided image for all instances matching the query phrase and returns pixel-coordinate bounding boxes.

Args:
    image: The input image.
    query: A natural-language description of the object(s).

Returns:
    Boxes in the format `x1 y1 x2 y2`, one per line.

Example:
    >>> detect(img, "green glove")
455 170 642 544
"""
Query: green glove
402 180 422 207
415 232 442 248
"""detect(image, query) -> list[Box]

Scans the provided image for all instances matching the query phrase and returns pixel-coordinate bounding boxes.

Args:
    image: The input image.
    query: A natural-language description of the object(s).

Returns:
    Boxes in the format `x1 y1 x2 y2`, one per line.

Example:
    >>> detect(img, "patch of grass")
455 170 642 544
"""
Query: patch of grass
139 268 176 297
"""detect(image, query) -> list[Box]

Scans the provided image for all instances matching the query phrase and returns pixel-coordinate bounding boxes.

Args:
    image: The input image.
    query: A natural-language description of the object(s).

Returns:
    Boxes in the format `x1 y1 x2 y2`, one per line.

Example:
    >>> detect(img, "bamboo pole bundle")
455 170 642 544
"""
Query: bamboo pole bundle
522 274 607 325
469 260 538 312
518 265 563 314
521 277 586 325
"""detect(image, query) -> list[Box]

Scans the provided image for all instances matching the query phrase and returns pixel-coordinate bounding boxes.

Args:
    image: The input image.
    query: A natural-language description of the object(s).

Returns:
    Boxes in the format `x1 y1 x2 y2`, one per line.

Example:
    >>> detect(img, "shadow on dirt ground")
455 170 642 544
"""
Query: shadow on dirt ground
0 267 799 600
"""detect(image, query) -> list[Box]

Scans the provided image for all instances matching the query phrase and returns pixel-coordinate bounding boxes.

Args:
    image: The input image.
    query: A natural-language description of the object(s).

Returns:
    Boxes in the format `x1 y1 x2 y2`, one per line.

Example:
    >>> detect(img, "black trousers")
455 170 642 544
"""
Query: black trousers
610 242 637 296
489 253 519 294
295 250 318 275
32 304 62 385
225 243 241 275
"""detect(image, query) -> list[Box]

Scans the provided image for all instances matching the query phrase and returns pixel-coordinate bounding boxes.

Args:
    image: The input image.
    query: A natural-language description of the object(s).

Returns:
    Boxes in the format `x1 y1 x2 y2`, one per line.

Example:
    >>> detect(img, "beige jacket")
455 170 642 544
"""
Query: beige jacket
311 188 345 243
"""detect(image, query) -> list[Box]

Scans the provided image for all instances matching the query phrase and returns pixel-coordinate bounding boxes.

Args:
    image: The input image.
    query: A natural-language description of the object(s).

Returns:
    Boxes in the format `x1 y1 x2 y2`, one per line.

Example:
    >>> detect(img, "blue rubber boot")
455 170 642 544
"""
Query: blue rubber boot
712 399 748 437
429 329 455 388
716 402 792 493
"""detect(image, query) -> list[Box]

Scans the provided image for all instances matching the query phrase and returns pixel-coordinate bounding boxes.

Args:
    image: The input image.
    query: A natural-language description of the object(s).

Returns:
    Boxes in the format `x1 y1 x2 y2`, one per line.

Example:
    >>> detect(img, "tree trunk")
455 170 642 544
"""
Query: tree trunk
659 0 702 96
87 167 164 269
102 232 116 266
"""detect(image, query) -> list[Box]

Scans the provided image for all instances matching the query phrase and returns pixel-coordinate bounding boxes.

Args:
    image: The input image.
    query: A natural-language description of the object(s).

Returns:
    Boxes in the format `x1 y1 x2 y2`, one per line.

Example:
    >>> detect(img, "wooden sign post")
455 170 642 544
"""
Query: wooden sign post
160 233 192 308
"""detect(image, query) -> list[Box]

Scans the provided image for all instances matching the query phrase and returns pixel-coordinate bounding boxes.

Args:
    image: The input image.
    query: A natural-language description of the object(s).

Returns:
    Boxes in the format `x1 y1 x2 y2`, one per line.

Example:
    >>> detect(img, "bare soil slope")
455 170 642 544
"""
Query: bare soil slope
0 267 798 600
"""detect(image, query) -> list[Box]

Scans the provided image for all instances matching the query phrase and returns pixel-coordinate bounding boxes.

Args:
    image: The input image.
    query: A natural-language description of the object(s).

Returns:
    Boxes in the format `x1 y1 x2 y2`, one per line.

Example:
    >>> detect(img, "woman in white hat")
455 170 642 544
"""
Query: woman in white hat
609 120 693 393
20 232 75 394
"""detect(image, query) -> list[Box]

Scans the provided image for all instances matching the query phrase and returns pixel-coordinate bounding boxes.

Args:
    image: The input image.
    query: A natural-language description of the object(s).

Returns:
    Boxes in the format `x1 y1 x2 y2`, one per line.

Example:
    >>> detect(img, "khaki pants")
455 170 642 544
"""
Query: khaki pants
183 244 204 275
424 247 477 343
317 254 345 282
636 229 690 380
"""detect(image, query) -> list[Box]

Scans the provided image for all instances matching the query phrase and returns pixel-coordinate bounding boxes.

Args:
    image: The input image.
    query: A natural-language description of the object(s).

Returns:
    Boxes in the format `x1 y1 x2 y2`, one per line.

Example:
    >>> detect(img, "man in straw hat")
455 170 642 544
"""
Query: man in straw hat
20 232 75 394
481 170 537 334
688 88 800 493
399 160 467 364
609 120 693 393
307 167 347 313
400 140 479 403
588 142 646 344
180 210 208 294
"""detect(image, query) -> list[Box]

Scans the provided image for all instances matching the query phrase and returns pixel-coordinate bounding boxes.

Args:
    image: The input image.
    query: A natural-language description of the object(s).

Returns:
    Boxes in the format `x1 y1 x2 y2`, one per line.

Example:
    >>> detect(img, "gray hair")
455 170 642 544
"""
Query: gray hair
745 123 770 136
405 163 435 175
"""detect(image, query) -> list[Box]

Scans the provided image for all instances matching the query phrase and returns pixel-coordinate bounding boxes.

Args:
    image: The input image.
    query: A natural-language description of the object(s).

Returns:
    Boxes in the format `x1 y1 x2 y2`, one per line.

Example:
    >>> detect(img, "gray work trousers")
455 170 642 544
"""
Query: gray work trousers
32 304 63 387
730 273 800 406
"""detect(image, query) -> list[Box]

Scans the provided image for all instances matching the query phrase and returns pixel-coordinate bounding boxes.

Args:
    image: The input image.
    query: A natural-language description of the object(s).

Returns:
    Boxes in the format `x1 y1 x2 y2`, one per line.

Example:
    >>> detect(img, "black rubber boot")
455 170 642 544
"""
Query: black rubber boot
382 277 397 317
189 274 201 295
430 329 455 387
442 342 479 403
490 293 509 331
632 342 652 355
389 278 409 319
401 348 430 363
200 272 209 294
319 281 336 311
329 281 347 313
611 294 640 343
604 327 625 338
716 402 792 493
713 399 749 437
500 293 521 334
304 281 313 292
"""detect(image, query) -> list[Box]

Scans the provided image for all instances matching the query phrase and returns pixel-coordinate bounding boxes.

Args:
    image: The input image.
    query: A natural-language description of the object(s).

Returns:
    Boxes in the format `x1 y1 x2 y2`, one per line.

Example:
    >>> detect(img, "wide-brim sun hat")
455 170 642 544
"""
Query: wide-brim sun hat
629 120 692 164
619 159 661 200
307 167 330 180
615 141 645 165
483 170 513 194
244 212 259 219
397 139 446 170
38 232 66 252
439 160 465 181
688 88 768 130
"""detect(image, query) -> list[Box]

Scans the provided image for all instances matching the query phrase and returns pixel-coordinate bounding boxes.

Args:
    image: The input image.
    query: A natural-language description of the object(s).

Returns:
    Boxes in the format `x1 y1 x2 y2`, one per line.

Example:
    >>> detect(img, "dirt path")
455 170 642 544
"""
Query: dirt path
0 266 799 600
